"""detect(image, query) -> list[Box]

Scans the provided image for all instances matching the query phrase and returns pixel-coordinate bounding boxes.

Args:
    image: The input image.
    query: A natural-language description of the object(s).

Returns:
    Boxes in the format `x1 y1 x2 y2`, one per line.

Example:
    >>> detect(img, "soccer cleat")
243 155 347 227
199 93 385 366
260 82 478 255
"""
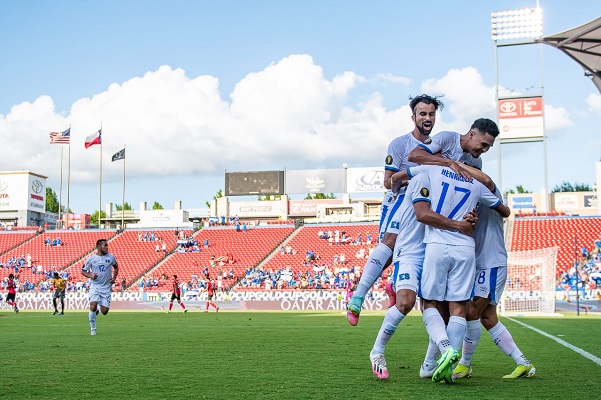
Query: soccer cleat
60 312 64 315
384 282 396 308
346 295 364 326
216 307 219 312
370 353 389 380
95 309 99 316
167 311 171 314
204 310 208 313
432 348 459 383
419 364 437 378
453 363 472 379
90 329 96 336
52 311 59 315
184 309 188 313
14 307 19 314
443 367 455 384
502 364 536 379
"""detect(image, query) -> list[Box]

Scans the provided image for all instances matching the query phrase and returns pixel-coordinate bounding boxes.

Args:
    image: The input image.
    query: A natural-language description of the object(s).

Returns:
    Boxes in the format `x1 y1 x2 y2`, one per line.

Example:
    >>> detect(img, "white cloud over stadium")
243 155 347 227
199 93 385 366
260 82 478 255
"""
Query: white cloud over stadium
0 54 577 210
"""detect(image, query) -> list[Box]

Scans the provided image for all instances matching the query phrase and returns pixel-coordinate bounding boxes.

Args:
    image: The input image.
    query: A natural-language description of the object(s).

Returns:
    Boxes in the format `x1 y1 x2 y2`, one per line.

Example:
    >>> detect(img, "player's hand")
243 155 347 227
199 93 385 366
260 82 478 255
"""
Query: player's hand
448 160 472 181
457 219 475 237
463 208 478 226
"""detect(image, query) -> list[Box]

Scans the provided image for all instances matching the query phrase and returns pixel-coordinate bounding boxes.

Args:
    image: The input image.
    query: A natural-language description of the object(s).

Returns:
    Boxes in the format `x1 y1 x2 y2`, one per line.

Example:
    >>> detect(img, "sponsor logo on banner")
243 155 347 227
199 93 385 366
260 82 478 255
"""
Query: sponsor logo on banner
0 179 8 192
498 96 544 140
31 180 43 194
305 175 325 192
584 194 597 208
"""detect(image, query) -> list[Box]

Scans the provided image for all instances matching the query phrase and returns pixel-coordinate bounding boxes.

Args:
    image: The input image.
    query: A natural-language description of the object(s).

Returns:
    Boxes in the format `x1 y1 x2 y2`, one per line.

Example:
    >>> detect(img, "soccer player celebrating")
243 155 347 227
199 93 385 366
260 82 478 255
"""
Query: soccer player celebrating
51 272 67 315
347 94 444 326
453 191 535 379
369 174 476 380
201 274 219 313
168 275 188 313
391 161 510 384
5 273 19 313
82 239 119 336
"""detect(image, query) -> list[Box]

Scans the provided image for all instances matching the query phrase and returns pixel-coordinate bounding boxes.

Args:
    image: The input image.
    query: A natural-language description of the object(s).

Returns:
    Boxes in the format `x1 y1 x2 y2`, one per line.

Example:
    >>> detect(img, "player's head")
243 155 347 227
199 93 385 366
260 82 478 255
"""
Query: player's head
465 118 499 158
96 239 109 255
409 94 444 136
173 275 177 279
53 272 59 278
8 273 14 279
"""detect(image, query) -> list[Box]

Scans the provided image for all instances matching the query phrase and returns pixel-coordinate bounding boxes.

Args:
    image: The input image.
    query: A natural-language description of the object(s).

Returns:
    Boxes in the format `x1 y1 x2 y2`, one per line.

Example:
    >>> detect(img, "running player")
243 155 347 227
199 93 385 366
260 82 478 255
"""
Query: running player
51 272 67 315
5 273 19 313
453 188 536 379
369 173 477 379
201 274 219 312
168 275 188 313
82 239 119 335
347 94 444 326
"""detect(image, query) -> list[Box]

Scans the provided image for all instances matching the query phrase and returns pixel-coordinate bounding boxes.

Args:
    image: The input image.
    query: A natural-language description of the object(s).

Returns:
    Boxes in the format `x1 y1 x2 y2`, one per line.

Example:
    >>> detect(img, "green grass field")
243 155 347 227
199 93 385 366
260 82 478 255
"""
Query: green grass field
2 309 600 399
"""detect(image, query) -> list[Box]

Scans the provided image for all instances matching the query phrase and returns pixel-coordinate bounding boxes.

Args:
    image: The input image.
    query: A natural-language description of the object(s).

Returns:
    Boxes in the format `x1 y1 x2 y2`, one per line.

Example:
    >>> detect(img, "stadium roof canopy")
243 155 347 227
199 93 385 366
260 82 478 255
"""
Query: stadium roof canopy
537 17 601 93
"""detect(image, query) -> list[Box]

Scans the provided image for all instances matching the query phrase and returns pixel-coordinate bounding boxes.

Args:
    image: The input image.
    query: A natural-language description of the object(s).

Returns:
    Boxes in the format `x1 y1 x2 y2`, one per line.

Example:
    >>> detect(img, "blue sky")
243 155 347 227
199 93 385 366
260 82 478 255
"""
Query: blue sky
1 0 600 214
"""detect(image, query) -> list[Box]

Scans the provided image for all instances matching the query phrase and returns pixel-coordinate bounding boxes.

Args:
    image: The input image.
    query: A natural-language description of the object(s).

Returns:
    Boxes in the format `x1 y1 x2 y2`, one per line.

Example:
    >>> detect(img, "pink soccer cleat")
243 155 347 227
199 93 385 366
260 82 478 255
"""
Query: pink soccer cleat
370 353 389 380
385 282 396 308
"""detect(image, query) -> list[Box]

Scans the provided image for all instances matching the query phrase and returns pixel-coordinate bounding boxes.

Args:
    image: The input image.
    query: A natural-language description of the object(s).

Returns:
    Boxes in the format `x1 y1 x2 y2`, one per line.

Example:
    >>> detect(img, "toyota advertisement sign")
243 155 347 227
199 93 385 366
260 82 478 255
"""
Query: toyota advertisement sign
498 96 544 140
0 171 46 212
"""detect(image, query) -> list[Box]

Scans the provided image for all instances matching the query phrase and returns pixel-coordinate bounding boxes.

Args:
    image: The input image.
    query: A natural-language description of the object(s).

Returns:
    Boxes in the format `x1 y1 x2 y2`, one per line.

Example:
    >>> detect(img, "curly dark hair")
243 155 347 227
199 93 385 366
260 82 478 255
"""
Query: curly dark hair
409 94 445 115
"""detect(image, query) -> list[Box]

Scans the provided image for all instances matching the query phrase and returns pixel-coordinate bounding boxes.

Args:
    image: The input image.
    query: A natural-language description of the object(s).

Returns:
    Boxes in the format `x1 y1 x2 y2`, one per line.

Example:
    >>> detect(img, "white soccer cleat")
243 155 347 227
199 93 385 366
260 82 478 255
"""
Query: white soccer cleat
90 329 96 336
419 363 436 378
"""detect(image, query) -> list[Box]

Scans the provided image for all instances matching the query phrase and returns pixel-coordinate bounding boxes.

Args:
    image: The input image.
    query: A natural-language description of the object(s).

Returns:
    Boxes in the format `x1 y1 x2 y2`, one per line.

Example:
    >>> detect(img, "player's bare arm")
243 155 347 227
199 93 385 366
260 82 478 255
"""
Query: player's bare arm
111 264 119 284
408 146 472 180
456 164 494 192
82 270 98 280
413 201 476 237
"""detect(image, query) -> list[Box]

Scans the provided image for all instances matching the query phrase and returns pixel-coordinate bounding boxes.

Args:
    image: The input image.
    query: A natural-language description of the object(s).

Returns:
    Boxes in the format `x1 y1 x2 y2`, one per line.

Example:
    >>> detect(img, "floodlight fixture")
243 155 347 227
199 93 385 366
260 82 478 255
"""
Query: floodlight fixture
491 7 543 41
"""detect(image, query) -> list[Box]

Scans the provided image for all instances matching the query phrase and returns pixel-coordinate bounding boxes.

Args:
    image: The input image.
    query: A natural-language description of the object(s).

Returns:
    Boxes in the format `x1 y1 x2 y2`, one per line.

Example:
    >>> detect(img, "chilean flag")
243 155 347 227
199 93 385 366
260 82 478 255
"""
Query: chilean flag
84 129 102 149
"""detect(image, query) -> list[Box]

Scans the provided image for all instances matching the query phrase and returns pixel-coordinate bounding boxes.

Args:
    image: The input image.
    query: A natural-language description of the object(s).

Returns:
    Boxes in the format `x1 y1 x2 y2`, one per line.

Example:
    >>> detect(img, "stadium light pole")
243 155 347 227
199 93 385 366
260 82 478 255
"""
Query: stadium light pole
491 6 547 206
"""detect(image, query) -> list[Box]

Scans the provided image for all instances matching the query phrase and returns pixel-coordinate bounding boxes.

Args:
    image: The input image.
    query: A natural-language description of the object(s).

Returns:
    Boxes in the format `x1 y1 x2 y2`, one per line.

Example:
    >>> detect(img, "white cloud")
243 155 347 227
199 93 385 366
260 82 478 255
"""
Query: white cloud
544 104 572 132
586 92 601 113
1 57 546 198
373 73 411 86
421 67 496 130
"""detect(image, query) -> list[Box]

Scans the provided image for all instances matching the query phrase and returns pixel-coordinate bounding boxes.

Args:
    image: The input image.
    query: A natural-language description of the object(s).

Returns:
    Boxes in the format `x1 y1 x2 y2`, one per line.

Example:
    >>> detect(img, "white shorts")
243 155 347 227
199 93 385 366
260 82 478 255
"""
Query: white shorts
378 194 403 241
89 290 112 309
421 242 476 302
471 266 507 305
392 258 423 293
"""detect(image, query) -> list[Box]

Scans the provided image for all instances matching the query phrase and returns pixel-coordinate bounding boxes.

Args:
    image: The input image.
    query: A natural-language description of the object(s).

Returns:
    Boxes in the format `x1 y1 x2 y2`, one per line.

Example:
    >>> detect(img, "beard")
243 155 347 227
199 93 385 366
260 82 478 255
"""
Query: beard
417 122 432 136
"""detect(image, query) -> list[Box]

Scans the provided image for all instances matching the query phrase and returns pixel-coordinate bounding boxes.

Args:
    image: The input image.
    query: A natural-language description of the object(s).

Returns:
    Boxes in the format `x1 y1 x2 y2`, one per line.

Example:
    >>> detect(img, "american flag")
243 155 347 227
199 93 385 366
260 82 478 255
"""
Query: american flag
49 128 70 144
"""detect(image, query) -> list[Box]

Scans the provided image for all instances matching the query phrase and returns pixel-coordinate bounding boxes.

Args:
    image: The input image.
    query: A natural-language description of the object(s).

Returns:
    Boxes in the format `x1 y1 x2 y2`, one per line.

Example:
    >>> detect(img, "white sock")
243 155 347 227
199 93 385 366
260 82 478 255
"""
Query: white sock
460 319 481 366
488 322 530 365
423 338 441 369
89 311 97 330
371 306 405 355
422 307 450 353
446 315 467 351
354 243 392 298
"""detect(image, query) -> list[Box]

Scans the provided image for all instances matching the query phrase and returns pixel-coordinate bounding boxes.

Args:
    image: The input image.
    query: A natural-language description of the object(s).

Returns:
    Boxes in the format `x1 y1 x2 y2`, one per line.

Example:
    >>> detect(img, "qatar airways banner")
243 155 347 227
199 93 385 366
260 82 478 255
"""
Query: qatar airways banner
6 290 388 312
346 167 385 193
498 96 544 140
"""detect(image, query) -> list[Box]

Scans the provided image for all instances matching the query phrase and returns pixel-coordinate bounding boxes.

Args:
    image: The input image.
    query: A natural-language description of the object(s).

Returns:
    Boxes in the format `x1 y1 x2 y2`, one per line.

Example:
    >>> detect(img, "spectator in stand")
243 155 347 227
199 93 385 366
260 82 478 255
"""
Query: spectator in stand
532 204 537 216
155 243 160 252
162 242 167 256
121 277 127 293
45 237 51 246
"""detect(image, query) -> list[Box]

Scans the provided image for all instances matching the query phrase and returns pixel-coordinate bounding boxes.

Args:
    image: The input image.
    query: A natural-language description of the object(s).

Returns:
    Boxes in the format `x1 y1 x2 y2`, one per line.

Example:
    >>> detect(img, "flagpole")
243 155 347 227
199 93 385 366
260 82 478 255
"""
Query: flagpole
58 146 63 229
66 131 71 230
121 144 126 229
99 123 103 228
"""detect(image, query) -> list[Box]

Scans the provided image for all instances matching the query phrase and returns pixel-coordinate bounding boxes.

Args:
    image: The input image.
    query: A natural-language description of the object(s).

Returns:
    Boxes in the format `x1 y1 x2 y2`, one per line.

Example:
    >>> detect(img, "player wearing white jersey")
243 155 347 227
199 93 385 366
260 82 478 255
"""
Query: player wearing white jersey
408 118 499 183
347 94 444 326
369 173 476 380
453 188 536 380
82 239 119 336
392 162 510 383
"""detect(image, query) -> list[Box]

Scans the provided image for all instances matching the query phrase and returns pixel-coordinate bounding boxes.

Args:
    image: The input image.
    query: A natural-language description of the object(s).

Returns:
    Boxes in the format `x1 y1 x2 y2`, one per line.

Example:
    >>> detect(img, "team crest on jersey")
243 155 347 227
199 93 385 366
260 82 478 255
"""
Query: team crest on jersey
420 187 429 197
385 155 393 165
424 137 432 144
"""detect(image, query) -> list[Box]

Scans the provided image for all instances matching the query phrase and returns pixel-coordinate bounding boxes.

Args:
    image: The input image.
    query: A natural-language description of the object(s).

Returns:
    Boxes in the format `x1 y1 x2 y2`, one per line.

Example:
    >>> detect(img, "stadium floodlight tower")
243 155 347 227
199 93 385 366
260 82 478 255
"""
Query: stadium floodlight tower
491 5 548 211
